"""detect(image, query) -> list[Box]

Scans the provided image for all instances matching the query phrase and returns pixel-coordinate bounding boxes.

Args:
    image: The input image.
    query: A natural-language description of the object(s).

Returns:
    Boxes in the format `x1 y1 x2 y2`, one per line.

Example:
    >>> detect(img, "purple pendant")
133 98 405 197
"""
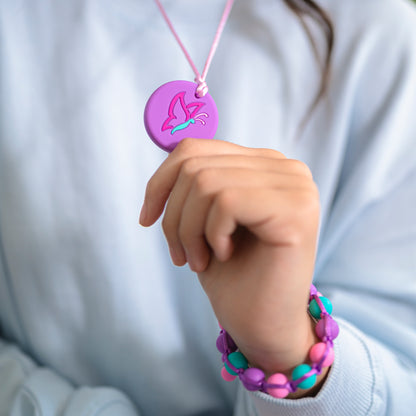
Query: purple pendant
144 80 218 152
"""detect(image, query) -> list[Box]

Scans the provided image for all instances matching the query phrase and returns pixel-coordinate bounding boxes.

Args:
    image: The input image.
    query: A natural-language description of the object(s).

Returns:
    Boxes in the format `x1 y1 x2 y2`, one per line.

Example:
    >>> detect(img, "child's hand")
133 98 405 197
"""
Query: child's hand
140 138 324 392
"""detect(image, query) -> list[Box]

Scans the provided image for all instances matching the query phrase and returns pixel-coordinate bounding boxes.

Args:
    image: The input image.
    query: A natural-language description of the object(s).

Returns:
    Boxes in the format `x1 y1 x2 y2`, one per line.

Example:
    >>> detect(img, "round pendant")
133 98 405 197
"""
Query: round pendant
144 80 218 152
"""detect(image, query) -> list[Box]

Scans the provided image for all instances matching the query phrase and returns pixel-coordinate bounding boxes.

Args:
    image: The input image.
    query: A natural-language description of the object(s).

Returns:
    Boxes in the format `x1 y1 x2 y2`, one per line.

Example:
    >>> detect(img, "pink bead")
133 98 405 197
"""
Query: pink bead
309 342 334 367
266 373 290 398
221 366 237 382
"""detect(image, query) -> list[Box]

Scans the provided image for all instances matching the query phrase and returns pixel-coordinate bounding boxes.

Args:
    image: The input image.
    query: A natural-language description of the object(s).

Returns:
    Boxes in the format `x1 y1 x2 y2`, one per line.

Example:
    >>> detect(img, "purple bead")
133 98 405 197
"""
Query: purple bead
240 368 265 391
216 333 227 353
315 315 340 340
216 331 238 353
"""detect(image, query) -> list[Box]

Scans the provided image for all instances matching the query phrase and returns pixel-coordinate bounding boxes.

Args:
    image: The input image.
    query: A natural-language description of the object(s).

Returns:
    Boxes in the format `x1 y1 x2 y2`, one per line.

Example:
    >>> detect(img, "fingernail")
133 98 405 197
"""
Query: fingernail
139 203 147 225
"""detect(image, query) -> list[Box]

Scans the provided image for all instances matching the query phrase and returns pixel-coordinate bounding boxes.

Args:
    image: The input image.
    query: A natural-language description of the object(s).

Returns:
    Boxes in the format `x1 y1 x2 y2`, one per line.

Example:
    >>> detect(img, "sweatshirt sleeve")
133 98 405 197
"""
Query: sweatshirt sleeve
0 338 140 416
234 1 416 414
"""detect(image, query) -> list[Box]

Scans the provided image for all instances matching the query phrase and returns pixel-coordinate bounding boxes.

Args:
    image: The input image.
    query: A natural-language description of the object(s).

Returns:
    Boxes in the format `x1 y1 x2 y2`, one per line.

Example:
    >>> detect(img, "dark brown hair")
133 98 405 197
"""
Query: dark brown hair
283 0 334 128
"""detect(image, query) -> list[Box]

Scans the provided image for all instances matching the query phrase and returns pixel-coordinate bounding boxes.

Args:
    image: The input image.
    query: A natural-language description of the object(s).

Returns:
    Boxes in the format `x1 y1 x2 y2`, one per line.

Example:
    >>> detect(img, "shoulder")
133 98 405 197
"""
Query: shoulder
324 0 416 108
311 0 416 125
324 0 416 54
316 1 416 203
323 0 416 31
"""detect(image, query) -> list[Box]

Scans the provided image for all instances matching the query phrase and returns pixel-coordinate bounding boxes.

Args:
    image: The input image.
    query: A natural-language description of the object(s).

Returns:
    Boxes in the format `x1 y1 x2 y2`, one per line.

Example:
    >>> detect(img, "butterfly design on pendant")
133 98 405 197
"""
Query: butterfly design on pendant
161 91 209 135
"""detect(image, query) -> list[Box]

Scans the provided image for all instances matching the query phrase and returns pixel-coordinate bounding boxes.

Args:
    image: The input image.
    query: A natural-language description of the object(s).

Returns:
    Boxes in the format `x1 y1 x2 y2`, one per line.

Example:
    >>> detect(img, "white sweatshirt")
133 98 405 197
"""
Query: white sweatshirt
0 0 416 415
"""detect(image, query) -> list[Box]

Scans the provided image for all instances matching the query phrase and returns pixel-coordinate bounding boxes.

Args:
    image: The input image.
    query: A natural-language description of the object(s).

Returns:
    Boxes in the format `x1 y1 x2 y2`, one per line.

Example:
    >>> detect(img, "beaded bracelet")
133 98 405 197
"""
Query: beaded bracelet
216 284 339 398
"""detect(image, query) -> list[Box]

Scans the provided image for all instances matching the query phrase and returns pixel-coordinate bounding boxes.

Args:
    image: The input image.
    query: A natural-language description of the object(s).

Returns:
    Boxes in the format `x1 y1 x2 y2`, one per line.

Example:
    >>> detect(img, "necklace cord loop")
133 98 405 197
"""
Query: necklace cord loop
195 78 209 98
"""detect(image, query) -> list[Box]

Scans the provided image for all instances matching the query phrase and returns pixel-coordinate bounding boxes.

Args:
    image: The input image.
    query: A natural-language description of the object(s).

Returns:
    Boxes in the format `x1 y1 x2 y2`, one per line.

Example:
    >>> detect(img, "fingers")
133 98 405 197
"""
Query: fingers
160 157 305 268
139 138 318 273
164 166 315 272
139 138 285 226
168 167 307 271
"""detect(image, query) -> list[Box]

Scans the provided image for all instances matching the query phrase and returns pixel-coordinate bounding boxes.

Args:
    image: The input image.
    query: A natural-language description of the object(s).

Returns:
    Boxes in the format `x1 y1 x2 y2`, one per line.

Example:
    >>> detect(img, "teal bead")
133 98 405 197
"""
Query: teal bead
292 364 317 389
309 296 333 319
224 351 248 376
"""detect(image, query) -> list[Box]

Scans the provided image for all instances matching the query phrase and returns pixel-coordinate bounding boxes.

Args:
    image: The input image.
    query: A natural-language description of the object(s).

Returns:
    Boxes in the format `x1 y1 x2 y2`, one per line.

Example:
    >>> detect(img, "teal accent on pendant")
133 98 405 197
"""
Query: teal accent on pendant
171 118 195 135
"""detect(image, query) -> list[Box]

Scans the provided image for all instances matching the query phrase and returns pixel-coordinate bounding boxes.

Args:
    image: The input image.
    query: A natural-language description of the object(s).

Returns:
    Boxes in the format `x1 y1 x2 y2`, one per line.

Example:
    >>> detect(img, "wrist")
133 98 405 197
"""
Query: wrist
239 314 317 377
241 313 328 398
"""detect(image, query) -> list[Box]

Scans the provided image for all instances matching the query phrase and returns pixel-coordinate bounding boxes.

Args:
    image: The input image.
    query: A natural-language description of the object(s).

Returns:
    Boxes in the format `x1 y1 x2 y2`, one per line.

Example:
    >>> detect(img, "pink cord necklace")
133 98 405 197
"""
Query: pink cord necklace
144 0 235 152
